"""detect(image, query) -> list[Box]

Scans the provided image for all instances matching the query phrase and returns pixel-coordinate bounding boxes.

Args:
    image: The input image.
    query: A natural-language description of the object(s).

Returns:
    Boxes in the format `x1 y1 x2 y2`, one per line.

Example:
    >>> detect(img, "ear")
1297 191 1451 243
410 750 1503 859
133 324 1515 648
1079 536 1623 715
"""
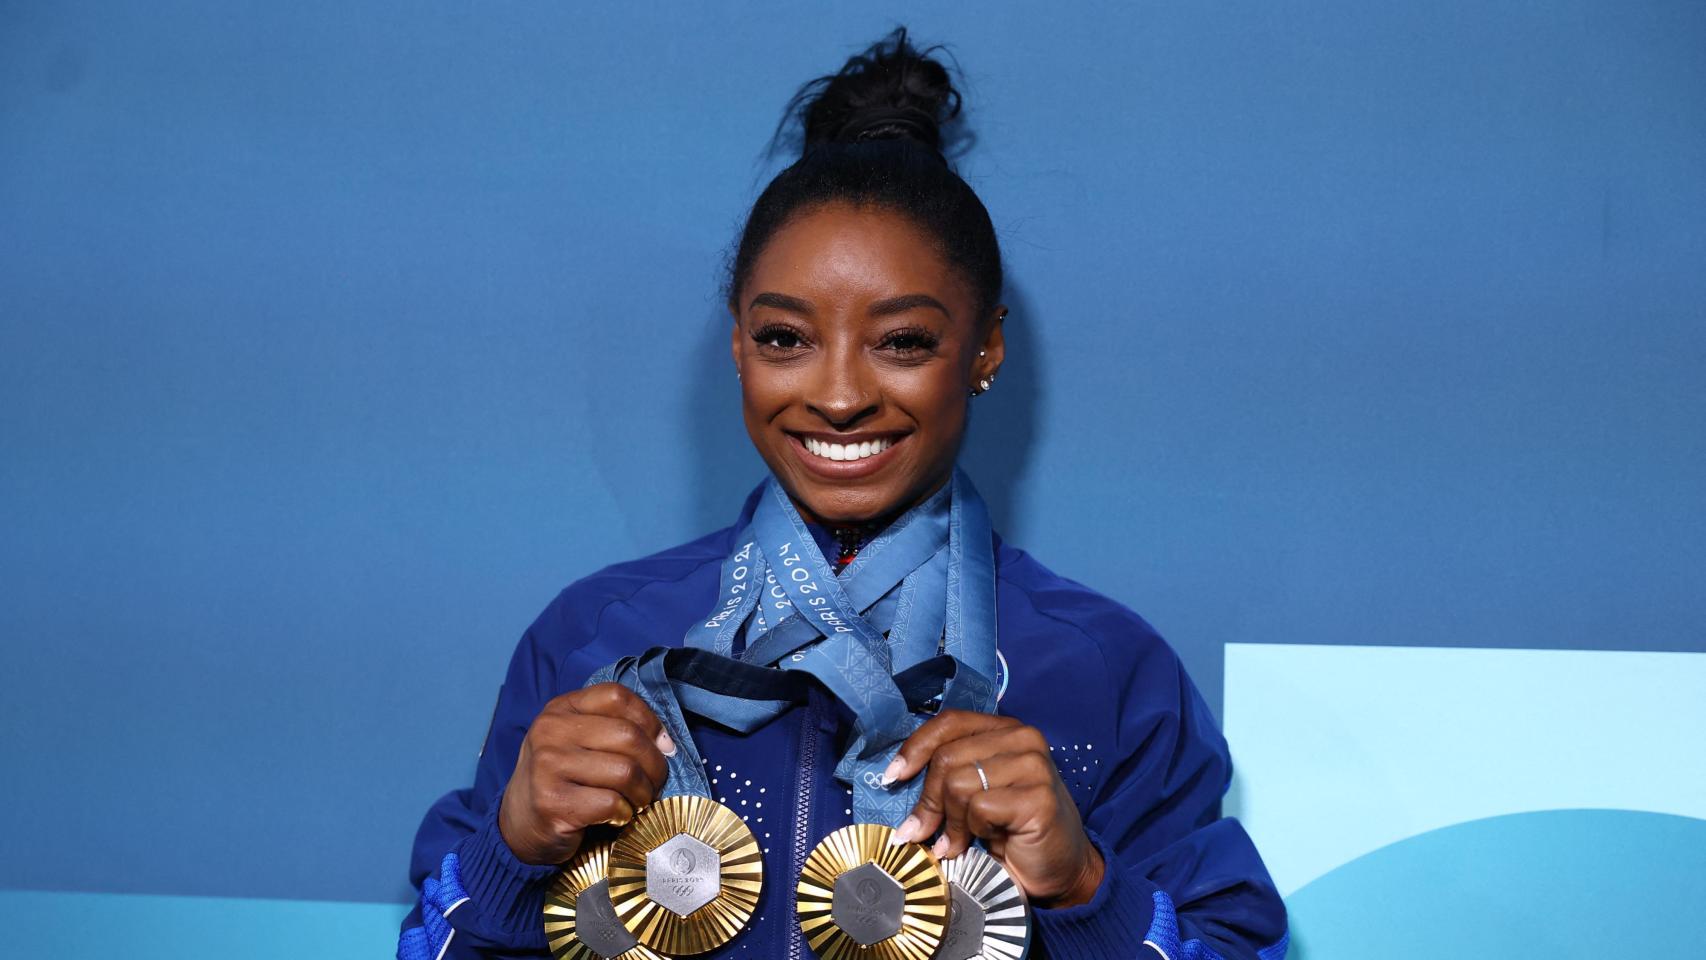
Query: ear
974 305 1007 384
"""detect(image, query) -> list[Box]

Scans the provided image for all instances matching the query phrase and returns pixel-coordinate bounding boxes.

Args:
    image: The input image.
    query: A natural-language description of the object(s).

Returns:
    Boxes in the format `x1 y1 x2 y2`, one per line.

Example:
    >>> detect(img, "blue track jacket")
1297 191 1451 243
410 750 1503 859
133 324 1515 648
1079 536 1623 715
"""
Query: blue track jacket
400 495 1288 960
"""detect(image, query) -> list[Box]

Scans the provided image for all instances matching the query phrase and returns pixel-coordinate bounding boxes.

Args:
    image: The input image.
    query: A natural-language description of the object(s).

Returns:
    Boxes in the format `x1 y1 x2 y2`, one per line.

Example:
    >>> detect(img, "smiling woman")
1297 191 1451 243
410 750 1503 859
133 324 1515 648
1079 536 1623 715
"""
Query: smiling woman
733 205 1003 526
398 28 1289 960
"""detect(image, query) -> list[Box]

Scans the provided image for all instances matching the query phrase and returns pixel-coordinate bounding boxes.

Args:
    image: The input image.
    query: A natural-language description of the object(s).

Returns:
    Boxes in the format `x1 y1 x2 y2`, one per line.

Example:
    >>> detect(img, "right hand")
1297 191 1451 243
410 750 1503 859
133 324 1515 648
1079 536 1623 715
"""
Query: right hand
498 682 676 865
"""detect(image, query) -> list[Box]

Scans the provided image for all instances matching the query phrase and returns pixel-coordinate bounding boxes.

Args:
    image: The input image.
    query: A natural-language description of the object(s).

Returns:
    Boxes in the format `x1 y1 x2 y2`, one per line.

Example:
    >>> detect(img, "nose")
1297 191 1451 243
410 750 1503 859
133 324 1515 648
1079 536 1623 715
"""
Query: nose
806 343 878 429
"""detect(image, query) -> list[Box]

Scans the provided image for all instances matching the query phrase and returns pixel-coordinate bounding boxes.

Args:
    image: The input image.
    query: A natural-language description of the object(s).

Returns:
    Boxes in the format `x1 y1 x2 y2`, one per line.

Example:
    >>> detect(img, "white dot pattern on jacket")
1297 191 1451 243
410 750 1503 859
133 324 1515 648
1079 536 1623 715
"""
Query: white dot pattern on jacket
1051 742 1103 809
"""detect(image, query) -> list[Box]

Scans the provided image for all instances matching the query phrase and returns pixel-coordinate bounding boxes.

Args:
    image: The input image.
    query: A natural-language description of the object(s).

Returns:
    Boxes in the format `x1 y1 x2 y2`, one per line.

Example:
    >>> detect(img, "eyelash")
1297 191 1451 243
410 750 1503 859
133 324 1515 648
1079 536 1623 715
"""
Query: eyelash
880 326 940 356
752 324 808 353
750 324 941 358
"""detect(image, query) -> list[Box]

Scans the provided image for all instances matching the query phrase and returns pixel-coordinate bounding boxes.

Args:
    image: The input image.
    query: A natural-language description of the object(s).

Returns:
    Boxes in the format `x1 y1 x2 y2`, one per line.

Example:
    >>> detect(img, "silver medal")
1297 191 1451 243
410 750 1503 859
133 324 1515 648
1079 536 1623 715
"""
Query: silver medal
937 846 1031 960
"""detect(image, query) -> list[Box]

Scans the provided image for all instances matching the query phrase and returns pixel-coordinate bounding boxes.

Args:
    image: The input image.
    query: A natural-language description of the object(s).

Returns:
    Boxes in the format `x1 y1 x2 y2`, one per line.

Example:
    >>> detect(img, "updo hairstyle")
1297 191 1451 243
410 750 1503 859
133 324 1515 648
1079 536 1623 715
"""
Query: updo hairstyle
726 28 1004 320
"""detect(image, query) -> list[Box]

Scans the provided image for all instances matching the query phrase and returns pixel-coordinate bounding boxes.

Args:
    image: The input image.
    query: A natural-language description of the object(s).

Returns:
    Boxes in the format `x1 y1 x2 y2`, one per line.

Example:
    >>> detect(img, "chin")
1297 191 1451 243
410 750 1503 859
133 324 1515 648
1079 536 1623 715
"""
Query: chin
791 482 899 525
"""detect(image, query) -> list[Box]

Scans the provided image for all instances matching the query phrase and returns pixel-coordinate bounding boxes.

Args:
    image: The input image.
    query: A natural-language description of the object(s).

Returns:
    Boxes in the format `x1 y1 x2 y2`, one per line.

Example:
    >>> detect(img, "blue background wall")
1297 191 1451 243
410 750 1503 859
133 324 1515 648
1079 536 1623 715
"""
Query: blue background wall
2 1 1702 954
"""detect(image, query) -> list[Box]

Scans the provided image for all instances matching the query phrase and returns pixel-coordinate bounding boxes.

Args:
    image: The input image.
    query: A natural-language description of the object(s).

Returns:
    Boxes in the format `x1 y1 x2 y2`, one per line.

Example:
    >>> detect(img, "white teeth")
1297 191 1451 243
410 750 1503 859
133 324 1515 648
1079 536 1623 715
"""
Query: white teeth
803 437 893 462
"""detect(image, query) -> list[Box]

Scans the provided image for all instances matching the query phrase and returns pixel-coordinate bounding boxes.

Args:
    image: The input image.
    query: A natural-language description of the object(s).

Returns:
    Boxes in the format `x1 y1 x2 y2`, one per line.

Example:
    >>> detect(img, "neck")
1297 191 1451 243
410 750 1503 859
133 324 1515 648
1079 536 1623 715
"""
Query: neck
790 473 955 570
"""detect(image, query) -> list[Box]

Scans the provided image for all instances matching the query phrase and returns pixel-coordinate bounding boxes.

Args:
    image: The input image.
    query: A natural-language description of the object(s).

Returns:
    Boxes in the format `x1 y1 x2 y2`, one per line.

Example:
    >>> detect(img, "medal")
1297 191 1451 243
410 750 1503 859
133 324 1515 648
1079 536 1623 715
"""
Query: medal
796 823 949 960
543 841 664 960
607 794 764 956
577 648 787 955
937 846 1031 960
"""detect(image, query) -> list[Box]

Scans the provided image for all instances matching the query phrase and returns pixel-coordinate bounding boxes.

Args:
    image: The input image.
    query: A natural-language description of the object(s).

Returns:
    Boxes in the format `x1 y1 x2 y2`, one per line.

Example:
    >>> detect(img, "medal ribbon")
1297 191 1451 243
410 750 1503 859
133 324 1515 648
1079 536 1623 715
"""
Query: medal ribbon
592 646 992 811
679 469 1001 825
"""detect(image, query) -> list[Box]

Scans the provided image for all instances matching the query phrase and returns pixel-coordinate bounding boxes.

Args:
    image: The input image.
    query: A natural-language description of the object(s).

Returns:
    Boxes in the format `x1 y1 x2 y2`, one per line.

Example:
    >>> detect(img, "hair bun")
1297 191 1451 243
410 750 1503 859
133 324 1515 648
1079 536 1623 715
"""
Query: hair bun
789 28 962 155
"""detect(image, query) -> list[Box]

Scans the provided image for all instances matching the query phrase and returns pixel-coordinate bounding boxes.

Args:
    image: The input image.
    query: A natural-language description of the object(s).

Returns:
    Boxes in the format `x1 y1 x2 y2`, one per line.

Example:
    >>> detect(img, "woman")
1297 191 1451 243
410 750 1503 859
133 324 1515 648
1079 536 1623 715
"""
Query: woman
400 31 1288 960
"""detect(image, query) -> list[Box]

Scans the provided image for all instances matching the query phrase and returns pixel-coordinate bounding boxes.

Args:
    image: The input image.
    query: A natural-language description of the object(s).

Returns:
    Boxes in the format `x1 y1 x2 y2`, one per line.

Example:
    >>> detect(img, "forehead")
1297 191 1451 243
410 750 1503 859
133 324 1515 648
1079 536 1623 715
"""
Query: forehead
746 202 975 314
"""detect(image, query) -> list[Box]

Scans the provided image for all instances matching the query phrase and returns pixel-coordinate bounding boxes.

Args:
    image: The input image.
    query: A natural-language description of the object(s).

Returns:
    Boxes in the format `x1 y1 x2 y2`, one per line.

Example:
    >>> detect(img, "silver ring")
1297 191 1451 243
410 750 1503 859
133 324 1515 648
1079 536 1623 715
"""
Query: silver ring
973 760 990 792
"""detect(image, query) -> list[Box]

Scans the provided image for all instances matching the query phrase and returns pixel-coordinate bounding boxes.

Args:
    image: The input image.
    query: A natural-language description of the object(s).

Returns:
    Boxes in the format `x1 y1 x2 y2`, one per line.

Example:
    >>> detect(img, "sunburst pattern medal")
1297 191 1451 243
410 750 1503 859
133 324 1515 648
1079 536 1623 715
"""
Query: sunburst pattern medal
606 794 764 956
937 846 1031 960
543 841 664 960
796 823 950 960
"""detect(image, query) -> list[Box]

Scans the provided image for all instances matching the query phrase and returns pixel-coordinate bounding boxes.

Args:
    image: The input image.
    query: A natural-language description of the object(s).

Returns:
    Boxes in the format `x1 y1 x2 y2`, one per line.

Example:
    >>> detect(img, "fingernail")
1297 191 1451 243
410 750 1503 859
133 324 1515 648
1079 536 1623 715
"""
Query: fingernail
890 816 920 845
880 757 906 786
656 731 677 757
930 835 951 859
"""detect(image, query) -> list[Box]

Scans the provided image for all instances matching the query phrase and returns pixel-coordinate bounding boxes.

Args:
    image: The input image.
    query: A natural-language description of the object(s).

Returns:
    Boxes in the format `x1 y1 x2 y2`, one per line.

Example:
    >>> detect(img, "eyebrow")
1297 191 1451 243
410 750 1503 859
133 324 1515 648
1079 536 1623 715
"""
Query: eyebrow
745 291 951 320
748 292 815 315
868 293 950 320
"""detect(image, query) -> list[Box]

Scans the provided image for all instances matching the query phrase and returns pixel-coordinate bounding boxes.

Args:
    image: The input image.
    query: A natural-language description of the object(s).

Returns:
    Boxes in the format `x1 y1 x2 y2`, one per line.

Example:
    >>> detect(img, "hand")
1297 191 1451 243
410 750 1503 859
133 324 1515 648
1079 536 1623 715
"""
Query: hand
884 710 1103 907
498 683 675 865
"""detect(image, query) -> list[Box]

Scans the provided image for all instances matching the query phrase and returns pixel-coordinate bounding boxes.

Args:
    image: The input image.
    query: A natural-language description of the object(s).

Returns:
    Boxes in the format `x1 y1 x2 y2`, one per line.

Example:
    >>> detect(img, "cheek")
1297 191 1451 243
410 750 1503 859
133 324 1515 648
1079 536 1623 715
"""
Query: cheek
739 368 797 416
895 372 970 437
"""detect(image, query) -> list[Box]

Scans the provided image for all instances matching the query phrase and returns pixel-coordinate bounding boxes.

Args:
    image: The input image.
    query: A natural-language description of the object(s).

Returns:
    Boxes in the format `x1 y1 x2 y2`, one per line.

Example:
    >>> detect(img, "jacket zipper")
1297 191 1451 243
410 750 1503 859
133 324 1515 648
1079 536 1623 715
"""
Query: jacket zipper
786 693 820 960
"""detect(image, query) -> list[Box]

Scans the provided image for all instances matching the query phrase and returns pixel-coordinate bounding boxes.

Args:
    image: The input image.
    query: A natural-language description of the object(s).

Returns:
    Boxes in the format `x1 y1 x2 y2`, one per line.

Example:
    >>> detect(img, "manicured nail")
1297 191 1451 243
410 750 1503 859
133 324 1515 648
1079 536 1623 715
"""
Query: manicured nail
880 757 906 786
656 731 677 757
890 816 920 845
930 835 951 859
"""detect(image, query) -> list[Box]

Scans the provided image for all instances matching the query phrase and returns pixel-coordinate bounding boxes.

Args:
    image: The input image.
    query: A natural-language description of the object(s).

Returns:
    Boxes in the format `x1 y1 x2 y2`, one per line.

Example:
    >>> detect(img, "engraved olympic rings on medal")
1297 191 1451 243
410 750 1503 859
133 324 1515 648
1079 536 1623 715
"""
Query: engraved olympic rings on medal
607 795 764 956
797 823 950 960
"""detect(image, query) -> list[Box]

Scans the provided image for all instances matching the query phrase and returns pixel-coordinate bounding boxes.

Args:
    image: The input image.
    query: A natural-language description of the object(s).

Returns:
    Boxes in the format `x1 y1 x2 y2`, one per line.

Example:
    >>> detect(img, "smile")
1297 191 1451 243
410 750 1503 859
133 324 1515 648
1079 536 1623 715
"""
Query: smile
786 432 907 480
802 437 894 462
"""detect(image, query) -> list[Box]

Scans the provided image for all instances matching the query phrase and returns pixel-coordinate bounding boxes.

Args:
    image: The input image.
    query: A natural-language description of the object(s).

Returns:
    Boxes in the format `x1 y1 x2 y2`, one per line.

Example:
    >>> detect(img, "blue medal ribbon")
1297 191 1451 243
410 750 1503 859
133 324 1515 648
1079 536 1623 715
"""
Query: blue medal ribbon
589 645 993 813
676 468 1001 826
589 646 803 800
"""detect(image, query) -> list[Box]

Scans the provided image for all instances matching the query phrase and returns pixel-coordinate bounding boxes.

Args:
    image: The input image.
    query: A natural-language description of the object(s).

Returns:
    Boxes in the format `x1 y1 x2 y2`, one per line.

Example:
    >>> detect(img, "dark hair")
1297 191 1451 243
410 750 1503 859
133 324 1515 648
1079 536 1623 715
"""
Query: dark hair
726 28 1003 319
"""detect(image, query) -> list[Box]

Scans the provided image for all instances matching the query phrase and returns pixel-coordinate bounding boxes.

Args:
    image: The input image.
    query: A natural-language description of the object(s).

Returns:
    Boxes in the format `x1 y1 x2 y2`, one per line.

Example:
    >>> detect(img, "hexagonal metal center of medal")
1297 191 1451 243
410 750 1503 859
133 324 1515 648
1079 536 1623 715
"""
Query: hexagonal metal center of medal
938 882 987 960
831 862 907 946
571 877 640 957
645 833 721 917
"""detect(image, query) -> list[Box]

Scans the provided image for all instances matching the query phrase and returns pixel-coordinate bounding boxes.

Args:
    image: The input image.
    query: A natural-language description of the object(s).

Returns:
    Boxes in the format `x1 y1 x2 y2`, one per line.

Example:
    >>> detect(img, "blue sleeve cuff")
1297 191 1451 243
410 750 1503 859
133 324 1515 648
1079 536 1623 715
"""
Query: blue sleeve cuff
1029 829 1161 959
447 800 559 948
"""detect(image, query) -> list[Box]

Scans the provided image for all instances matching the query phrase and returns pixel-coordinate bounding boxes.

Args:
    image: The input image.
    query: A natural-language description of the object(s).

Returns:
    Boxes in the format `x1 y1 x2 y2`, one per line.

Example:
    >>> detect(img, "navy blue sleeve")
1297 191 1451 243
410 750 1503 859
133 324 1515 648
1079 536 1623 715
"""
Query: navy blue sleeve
397 598 576 959
1030 612 1289 960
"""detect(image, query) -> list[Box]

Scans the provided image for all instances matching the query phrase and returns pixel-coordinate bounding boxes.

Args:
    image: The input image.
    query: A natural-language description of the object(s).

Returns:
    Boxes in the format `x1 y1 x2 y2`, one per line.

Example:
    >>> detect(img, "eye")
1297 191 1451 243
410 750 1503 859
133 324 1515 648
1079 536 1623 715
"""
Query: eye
880 327 940 356
753 323 808 353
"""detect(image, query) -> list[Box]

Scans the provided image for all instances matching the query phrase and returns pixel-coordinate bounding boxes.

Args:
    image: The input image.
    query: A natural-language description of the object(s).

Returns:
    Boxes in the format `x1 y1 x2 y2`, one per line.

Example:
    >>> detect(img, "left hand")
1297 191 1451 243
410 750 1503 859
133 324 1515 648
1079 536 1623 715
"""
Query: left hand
883 710 1104 907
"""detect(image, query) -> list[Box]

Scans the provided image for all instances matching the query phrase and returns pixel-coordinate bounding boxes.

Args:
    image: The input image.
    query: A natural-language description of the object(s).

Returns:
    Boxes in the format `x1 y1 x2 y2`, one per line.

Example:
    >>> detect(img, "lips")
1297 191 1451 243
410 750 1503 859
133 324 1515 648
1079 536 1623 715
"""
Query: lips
786 432 907 479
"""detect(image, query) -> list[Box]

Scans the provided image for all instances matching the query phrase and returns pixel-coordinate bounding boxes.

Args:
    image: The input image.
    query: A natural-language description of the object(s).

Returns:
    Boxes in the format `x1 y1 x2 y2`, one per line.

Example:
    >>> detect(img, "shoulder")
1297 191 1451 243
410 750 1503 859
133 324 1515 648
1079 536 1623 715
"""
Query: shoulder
527 526 734 657
996 542 1170 657
992 541 1230 809
993 541 1186 700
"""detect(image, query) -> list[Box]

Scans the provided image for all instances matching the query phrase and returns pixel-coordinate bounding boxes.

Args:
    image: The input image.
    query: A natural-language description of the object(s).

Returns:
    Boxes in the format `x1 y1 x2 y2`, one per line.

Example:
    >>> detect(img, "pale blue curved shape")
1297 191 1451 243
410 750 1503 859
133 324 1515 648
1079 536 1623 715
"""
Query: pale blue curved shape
1283 809 1706 959
0 890 406 959
1225 644 1706 895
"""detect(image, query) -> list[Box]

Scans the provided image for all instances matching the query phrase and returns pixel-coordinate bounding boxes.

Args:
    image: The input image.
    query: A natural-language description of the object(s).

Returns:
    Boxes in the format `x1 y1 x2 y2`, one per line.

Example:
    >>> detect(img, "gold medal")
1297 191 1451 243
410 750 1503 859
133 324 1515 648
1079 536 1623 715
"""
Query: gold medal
606 795 764 955
543 841 664 960
795 823 950 960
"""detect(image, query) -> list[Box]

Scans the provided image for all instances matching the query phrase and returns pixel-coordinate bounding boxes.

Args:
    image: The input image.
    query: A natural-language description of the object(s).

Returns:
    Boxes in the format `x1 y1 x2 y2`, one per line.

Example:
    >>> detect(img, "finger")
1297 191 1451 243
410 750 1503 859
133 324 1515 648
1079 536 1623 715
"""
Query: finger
932 762 990 860
902 728 1042 844
964 784 1052 840
570 683 675 757
557 783 638 831
538 715 670 791
932 751 1047 858
963 785 1058 896
886 709 1018 785
545 747 662 811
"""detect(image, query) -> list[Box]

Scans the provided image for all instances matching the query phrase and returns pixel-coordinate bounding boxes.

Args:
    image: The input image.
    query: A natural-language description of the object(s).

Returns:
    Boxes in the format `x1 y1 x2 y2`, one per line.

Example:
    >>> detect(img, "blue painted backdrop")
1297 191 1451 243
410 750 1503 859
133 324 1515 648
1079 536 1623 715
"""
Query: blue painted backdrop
2 1 1702 955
